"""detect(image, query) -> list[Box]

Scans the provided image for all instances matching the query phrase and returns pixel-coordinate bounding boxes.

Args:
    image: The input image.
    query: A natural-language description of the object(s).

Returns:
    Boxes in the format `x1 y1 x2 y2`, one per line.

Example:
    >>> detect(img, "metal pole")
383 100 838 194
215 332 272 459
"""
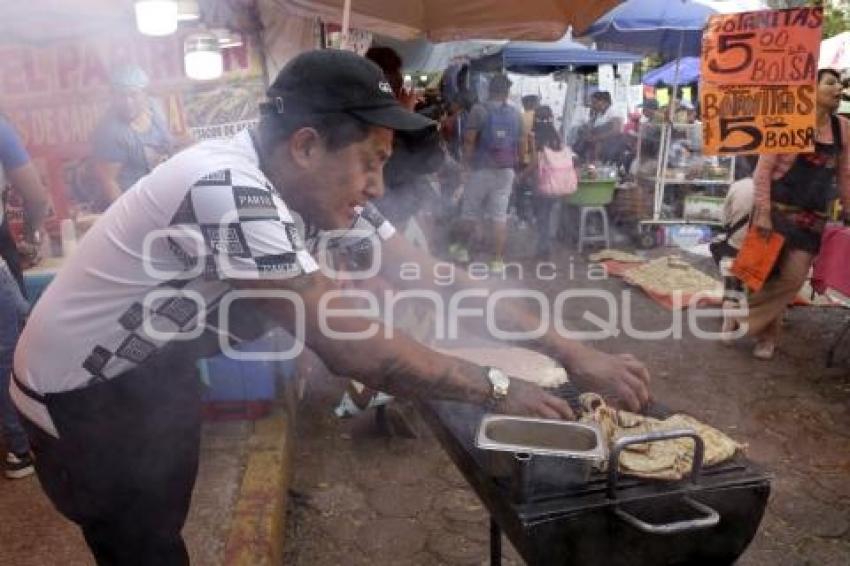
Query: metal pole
490 516 502 566
341 0 352 50
655 31 686 222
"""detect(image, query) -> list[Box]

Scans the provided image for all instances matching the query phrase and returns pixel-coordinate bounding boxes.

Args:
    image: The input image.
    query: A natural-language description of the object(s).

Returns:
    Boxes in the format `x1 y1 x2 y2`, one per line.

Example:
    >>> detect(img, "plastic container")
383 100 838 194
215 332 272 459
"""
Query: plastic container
684 196 725 222
567 180 618 206
198 330 297 419
23 272 53 304
659 225 713 249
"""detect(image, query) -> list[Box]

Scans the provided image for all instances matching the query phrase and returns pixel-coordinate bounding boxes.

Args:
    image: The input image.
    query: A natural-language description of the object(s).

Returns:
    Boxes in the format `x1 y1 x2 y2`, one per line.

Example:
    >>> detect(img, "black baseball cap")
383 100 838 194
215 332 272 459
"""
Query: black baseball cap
263 49 433 132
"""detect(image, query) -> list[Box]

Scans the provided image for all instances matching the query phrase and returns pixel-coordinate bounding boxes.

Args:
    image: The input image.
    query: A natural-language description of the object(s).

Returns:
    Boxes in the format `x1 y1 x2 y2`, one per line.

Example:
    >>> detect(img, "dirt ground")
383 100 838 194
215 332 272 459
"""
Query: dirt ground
283 244 850 565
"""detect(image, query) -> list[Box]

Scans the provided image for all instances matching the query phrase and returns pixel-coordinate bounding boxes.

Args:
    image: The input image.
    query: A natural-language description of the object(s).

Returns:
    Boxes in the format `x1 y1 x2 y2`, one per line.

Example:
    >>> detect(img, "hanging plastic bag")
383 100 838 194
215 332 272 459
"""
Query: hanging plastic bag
730 227 785 293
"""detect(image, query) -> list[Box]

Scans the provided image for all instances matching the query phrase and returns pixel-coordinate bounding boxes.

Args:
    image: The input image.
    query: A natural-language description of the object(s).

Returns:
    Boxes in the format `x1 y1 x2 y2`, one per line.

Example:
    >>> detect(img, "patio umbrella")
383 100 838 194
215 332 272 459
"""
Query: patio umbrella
584 0 766 57
273 0 625 42
820 31 850 71
642 57 701 86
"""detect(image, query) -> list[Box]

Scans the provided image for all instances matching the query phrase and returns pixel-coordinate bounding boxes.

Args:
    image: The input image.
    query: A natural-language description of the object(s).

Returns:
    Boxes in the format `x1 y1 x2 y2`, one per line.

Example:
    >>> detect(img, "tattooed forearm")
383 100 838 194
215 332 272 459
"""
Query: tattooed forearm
372 355 489 404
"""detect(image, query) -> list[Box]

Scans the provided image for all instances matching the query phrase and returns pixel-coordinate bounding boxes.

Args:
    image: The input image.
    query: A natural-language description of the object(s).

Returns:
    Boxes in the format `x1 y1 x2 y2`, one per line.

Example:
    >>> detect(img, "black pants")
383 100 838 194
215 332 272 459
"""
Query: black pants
22 355 203 566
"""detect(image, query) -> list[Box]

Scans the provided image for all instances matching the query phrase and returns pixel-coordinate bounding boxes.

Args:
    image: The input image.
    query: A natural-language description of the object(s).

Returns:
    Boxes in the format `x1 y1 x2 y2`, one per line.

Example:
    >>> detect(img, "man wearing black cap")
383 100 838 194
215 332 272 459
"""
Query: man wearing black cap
639 98 661 124
13 49 650 565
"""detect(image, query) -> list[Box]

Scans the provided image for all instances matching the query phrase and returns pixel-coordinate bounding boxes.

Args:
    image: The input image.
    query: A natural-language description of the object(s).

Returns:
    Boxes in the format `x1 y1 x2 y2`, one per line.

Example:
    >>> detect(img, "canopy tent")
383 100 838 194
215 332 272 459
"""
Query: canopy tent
271 0 624 41
0 0 262 43
820 32 850 71
470 34 642 74
0 0 134 42
642 57 700 86
370 36 504 73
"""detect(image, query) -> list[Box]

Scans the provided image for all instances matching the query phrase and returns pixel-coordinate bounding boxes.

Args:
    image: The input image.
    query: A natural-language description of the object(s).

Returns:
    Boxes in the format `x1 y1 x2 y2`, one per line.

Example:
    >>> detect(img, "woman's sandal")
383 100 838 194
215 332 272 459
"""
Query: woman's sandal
752 340 776 361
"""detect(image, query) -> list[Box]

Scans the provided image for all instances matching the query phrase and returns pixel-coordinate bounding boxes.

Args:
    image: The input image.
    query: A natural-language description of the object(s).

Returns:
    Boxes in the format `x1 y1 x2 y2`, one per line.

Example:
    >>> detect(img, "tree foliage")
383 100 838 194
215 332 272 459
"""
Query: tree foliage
810 1 850 39
766 1 850 38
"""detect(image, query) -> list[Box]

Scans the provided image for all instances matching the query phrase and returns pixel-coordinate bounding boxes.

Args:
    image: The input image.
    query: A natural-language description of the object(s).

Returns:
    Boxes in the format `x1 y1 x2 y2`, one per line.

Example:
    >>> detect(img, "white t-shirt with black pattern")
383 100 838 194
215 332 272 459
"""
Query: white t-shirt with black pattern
13 129 394 434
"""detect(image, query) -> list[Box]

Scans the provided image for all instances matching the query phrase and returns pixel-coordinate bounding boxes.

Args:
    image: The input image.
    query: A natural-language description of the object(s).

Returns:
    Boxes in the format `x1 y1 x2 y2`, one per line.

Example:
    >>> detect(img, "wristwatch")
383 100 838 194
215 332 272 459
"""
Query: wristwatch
485 367 510 407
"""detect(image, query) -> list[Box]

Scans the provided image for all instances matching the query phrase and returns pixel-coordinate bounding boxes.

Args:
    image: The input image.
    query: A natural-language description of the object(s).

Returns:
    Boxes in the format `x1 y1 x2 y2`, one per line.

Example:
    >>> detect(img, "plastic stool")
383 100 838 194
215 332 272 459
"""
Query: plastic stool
577 206 610 252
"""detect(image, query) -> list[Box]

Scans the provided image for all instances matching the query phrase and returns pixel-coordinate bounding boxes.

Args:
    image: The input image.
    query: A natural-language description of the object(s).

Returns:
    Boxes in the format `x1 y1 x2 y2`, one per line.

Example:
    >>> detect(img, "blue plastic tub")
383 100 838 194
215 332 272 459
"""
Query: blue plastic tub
198 330 297 402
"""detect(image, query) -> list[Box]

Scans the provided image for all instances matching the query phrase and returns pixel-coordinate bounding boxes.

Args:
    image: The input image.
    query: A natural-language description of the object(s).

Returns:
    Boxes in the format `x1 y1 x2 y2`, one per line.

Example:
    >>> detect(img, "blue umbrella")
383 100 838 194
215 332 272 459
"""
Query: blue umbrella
643 57 701 86
584 0 764 57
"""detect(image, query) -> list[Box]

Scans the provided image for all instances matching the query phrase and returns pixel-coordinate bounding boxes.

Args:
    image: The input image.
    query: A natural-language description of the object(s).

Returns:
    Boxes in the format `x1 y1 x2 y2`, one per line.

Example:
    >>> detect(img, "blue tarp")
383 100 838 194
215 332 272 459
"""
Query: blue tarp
642 57 701 86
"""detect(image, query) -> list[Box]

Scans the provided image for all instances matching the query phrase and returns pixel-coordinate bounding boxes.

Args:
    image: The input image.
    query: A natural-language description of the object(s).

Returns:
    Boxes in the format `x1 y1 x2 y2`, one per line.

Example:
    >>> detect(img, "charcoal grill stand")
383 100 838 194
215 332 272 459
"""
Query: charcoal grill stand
419 397 770 566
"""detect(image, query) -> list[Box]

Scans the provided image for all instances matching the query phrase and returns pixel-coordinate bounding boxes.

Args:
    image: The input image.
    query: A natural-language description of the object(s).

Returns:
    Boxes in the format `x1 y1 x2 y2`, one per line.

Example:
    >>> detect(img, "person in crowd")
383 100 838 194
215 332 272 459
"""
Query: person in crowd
12 50 650 564
739 68 850 360
451 74 523 272
524 105 578 260
365 46 445 233
639 98 662 124
513 95 541 225
710 157 758 342
0 115 48 479
90 64 174 206
574 91 625 164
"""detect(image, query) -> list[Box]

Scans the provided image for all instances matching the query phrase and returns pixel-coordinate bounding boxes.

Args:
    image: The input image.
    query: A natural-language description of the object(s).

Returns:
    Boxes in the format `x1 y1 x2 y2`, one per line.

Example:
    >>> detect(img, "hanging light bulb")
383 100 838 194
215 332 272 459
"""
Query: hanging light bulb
176 0 200 21
184 33 223 80
134 0 179 36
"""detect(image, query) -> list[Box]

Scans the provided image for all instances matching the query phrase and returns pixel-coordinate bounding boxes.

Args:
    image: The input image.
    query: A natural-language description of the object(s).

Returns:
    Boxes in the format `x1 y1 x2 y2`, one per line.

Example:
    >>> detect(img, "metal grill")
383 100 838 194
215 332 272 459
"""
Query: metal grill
420 385 772 566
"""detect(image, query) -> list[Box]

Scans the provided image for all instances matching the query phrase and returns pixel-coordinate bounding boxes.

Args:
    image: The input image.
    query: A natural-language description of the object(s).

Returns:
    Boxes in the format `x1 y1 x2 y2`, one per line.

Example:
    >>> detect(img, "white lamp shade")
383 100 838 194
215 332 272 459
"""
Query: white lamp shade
135 0 179 36
185 35 223 80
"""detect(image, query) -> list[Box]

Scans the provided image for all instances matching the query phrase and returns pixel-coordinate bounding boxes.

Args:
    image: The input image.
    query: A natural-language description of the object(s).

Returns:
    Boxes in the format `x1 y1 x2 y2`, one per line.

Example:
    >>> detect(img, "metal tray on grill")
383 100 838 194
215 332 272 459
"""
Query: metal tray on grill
476 415 607 459
475 415 607 496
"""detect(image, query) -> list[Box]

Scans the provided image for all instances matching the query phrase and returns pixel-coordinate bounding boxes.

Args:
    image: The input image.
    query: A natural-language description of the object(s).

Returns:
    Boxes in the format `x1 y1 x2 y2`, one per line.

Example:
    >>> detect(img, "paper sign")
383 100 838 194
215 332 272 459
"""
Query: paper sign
700 7 822 155
656 88 670 108
701 7 822 86
701 83 816 155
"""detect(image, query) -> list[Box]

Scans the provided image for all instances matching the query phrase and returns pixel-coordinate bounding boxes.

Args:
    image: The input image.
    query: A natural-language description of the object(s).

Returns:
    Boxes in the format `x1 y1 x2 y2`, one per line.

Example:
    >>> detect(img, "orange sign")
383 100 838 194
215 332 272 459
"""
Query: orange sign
700 7 822 155
701 7 822 86
701 83 816 155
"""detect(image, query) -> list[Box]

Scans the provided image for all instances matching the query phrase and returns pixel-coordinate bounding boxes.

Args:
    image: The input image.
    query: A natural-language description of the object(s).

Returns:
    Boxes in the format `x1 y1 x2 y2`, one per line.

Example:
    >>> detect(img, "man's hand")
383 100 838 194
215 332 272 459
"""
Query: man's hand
566 350 650 412
496 378 574 420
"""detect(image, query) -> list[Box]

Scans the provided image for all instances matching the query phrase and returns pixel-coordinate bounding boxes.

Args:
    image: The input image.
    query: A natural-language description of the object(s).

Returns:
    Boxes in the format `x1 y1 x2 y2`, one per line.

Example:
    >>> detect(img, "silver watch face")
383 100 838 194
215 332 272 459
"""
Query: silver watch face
488 367 510 399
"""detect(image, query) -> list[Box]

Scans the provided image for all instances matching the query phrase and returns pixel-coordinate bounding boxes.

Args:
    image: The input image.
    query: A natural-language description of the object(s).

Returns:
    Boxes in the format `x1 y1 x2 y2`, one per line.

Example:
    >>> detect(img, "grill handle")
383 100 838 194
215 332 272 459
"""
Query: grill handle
613 496 720 535
606 427 705 499
607 428 720 535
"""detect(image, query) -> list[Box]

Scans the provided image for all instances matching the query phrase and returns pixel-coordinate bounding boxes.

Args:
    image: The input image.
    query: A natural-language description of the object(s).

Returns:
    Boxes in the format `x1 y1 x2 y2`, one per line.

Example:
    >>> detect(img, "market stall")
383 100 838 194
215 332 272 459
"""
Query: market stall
584 0 765 249
631 121 736 248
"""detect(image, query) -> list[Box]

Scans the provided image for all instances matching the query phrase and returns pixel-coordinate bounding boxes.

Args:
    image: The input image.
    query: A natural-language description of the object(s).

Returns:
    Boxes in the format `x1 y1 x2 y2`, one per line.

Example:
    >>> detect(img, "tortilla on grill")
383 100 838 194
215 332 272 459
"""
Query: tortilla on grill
579 395 745 480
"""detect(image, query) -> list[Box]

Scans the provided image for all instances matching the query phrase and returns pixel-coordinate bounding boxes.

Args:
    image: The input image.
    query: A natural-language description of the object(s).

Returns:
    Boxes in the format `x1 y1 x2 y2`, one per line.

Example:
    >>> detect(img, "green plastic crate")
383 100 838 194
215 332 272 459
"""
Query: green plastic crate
566 180 617 206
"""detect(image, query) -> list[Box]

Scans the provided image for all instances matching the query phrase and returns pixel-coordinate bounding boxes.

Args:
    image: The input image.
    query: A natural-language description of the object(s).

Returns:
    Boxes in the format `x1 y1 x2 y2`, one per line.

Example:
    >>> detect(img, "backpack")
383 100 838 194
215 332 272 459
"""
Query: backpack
477 103 520 169
536 146 578 197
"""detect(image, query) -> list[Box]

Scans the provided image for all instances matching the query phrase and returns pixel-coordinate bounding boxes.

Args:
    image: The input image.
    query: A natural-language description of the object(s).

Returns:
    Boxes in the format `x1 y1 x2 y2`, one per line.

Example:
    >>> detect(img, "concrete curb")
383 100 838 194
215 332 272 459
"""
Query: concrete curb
222 390 295 565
